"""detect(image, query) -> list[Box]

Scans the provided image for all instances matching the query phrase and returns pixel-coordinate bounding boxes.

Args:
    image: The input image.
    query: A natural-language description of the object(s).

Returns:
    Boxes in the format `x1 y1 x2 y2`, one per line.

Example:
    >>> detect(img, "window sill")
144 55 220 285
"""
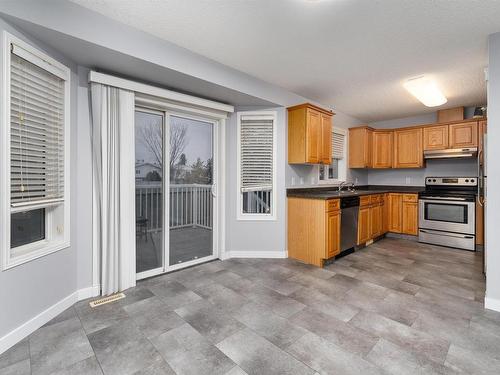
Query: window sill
237 213 277 222
3 240 70 271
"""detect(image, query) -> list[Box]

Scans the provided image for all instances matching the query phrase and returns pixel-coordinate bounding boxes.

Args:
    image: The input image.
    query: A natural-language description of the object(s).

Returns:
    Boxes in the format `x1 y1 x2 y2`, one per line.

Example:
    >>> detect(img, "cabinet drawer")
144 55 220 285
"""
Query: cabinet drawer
370 194 383 204
327 199 340 212
360 195 371 207
402 194 418 203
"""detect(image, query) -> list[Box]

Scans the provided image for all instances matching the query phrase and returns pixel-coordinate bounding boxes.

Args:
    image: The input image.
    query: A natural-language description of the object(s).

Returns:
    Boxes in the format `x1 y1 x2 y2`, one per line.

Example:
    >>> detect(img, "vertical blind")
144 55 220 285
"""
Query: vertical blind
240 115 274 192
332 131 345 160
10 49 65 209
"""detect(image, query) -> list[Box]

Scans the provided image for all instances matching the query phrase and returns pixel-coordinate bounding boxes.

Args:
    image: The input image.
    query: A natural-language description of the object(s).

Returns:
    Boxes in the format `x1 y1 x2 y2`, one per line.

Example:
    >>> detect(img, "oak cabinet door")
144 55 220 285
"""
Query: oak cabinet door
306 110 320 163
423 125 448 150
320 114 332 164
327 211 341 258
402 201 418 235
357 206 371 245
388 193 403 233
449 121 478 148
372 131 393 168
370 204 382 238
393 128 423 168
348 127 372 168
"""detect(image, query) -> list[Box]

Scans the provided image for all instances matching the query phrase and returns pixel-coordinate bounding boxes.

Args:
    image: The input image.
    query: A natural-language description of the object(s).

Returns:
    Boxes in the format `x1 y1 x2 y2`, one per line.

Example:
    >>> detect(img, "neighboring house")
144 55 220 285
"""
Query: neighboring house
135 162 162 181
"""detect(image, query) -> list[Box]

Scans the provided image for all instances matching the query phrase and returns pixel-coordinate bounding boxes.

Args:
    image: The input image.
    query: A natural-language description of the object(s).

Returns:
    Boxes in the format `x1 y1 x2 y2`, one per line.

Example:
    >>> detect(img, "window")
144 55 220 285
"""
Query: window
319 128 347 184
1 33 70 269
237 111 276 220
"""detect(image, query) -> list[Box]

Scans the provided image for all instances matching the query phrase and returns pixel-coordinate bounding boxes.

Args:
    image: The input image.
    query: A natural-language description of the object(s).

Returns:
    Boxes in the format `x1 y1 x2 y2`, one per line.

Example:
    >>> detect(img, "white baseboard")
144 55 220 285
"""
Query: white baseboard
485 297 500 312
77 285 100 300
223 250 288 259
0 285 101 355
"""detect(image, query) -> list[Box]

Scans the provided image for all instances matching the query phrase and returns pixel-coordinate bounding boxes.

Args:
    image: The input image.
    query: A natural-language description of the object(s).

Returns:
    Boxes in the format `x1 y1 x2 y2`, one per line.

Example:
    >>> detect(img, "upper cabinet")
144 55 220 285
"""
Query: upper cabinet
372 130 393 168
348 126 373 168
288 103 334 164
449 121 478 148
423 125 448 150
393 128 423 168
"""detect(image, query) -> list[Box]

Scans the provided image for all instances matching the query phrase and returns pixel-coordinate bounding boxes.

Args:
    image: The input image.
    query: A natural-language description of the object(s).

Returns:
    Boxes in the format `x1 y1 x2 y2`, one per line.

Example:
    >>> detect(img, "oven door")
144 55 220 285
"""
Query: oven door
419 198 475 234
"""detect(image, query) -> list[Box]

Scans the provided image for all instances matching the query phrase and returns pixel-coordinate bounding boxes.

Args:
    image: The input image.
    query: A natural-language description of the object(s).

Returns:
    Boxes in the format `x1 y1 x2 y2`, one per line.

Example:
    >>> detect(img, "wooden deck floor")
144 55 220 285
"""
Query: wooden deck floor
136 227 213 273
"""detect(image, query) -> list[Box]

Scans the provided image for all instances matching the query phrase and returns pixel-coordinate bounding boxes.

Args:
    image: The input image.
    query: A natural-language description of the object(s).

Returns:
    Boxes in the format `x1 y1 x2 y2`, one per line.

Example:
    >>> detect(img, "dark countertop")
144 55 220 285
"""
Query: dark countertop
286 185 425 200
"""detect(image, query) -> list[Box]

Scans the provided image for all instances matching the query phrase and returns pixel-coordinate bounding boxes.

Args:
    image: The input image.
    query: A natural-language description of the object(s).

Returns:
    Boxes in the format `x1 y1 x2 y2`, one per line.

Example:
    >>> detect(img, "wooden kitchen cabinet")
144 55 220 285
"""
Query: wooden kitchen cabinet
393 128 423 168
402 196 418 235
349 126 373 168
287 197 340 267
370 203 383 238
288 103 334 164
449 121 478 148
423 125 448 150
357 206 371 245
388 193 403 233
372 131 393 168
382 193 389 233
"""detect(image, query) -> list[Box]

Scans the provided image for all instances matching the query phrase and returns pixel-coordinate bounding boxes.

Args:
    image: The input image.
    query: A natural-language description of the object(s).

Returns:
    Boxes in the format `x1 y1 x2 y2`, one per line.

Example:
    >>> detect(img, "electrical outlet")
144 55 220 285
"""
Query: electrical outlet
299 177 304 185
291 176 296 186
405 176 411 185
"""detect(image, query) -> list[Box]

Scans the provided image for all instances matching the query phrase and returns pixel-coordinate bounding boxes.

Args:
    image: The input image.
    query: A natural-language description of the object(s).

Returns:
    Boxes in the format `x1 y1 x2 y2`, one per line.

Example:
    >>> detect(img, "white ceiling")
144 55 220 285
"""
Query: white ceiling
71 0 500 122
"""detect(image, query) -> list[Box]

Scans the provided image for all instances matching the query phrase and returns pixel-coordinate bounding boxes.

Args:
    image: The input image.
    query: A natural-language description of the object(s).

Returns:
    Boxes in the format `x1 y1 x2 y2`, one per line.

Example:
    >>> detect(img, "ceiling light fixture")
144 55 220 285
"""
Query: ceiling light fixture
403 76 447 107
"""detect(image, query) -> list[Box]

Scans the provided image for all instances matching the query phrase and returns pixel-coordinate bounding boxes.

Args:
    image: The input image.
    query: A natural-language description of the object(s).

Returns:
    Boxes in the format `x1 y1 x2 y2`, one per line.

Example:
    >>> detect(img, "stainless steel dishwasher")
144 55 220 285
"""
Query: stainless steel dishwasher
340 196 360 252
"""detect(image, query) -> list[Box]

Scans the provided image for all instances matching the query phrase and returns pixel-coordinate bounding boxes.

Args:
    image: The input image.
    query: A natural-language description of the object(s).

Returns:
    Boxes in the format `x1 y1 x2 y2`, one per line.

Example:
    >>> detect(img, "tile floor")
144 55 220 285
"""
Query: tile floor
2 238 499 375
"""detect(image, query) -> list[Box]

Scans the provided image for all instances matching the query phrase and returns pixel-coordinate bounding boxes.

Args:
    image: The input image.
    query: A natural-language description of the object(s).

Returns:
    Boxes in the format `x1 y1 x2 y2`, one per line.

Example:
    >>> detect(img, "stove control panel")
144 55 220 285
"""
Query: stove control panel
425 177 477 186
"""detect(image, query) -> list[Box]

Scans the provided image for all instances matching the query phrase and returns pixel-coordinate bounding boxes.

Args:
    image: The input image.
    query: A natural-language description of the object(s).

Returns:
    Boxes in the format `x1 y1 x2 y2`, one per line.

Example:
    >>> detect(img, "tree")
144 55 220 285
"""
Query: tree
138 119 187 173
145 170 161 181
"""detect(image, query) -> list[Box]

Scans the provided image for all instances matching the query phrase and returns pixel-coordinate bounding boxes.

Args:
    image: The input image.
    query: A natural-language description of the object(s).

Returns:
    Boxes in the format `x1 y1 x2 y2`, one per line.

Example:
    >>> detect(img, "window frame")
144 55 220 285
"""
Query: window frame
1 32 71 270
236 110 277 221
318 127 347 185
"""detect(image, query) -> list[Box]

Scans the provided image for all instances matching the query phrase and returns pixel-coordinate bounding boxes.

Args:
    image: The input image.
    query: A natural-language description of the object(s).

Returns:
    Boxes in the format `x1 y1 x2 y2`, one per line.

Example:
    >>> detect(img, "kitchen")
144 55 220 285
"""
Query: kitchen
286 104 487 268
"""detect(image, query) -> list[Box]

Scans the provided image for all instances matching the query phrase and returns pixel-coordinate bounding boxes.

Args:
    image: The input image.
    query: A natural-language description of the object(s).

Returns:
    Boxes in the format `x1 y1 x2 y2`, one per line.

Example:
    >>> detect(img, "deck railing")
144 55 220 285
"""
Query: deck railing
135 183 212 232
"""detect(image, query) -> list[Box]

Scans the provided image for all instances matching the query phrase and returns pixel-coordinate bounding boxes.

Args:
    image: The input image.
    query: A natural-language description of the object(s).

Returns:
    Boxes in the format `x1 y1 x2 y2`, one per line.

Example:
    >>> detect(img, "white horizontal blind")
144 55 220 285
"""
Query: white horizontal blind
332 131 345 160
10 51 65 208
240 115 274 192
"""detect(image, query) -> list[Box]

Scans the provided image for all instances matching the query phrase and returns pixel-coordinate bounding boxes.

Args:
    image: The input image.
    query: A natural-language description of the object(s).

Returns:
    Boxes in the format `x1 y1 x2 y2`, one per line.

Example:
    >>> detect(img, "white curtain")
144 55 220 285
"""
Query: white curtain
91 83 136 295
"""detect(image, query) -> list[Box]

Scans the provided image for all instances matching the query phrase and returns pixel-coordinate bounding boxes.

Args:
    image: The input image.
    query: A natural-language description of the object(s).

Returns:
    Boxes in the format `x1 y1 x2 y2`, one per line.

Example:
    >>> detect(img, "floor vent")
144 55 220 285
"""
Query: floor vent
89 293 125 308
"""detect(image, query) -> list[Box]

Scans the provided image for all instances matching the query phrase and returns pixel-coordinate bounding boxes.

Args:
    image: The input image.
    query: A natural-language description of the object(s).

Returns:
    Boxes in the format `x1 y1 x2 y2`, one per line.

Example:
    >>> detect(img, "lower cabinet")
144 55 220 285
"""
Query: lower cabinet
288 197 340 267
358 193 418 246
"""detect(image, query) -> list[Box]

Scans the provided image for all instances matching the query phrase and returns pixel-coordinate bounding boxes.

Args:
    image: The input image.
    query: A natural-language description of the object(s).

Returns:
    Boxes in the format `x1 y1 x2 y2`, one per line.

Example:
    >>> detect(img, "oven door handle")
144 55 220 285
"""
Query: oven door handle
420 196 468 201
419 229 474 239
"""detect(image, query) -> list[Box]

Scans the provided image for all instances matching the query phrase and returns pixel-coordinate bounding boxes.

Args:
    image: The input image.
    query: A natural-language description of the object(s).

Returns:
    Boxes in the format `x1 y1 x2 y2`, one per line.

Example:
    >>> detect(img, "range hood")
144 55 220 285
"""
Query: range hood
424 147 478 159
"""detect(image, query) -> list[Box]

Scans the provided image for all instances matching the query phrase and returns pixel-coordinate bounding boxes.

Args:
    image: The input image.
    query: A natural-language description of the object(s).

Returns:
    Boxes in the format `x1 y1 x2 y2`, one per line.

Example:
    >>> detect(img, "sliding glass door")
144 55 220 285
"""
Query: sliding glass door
135 109 217 279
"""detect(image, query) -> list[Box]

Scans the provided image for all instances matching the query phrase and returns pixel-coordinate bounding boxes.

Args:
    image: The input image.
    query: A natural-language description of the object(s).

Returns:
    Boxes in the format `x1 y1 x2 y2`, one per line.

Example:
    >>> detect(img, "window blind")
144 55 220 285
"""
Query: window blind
240 115 274 192
332 131 345 160
10 51 65 209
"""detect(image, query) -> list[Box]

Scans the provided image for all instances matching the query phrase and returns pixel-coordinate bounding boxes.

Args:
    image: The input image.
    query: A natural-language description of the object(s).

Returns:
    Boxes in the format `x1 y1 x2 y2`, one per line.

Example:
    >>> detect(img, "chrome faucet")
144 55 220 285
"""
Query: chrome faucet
349 182 356 192
338 181 348 192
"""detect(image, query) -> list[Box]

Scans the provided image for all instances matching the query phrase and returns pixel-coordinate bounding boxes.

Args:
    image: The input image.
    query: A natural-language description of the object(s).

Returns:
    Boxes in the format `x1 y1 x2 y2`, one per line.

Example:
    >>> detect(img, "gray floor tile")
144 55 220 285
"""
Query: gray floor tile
131 361 176 375
194 282 249 314
0 340 29 370
42 306 78 327
232 301 309 349
50 356 103 375
175 299 245 343
445 344 500 375
289 307 379 356
30 317 94 375
151 323 235 375
76 299 129 334
349 310 450 364
289 286 360 322
340 281 391 311
0 359 30 375
88 320 164 375
286 332 385 375
366 338 459 375
224 366 249 375
123 297 185 339
148 280 202 309
216 328 315 375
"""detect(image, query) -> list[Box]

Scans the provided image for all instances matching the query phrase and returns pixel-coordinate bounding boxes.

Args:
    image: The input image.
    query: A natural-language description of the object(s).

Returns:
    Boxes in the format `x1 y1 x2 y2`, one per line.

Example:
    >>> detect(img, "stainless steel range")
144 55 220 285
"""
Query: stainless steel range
418 177 477 251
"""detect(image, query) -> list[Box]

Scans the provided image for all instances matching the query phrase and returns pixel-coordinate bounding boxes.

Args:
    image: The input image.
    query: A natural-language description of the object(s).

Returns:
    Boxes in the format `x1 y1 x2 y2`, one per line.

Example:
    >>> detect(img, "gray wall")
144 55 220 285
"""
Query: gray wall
226 107 287 254
0 18 80 339
367 112 479 186
486 32 500 308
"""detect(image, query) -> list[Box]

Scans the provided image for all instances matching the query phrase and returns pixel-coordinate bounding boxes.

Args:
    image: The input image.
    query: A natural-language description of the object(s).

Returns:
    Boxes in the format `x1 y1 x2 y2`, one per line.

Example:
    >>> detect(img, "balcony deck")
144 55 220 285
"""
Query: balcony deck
136 227 213 273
